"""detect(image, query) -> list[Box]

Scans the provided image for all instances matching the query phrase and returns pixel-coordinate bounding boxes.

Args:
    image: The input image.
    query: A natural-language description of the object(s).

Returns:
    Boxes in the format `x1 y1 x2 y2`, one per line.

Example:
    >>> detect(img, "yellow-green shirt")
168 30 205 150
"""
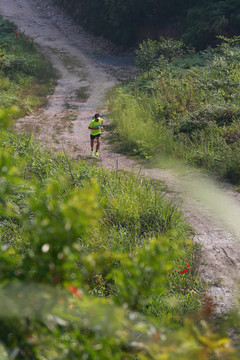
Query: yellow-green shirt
89 118 103 135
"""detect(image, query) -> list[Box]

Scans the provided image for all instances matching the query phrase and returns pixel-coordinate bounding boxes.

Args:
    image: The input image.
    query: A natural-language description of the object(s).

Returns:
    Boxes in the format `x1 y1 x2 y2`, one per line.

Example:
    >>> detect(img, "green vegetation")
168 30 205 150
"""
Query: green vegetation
109 37 240 184
1 14 240 360
3 106 240 359
75 86 90 101
1 107 207 356
56 0 240 48
0 17 56 116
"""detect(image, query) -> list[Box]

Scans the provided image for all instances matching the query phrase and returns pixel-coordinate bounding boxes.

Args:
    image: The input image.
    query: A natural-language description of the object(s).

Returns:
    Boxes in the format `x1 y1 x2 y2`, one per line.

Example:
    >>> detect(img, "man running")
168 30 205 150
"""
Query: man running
88 113 103 157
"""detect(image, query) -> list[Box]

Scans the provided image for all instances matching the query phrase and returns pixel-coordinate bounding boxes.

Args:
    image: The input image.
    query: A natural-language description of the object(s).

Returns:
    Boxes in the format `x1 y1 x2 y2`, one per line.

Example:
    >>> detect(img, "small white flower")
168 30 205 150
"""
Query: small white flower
42 244 50 253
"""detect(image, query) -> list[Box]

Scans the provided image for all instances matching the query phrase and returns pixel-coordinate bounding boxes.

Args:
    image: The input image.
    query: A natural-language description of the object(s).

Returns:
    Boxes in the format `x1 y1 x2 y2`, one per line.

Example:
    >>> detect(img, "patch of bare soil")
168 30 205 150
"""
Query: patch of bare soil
1 0 240 314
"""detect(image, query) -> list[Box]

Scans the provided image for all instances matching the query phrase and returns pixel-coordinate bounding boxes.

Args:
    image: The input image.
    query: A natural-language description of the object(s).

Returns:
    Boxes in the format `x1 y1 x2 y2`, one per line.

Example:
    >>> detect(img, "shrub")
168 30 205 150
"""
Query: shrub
109 37 240 183
136 38 188 73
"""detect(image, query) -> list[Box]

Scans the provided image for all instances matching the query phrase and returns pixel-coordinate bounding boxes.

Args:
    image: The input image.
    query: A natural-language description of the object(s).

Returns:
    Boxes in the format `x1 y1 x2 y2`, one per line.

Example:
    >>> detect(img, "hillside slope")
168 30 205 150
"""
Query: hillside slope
56 0 240 48
1 0 240 314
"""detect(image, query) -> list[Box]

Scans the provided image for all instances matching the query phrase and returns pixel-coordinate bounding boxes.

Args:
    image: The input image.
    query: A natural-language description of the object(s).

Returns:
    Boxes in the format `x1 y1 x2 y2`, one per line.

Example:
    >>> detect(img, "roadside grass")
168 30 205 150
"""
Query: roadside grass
0 18 57 115
0 19 205 354
108 38 240 184
0 127 204 320
1 17 237 360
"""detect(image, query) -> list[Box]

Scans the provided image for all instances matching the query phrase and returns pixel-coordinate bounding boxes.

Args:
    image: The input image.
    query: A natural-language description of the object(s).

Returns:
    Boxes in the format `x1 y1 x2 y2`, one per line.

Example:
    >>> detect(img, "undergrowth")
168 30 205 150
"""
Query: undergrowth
0 120 207 355
108 37 240 184
1 18 238 360
0 17 56 116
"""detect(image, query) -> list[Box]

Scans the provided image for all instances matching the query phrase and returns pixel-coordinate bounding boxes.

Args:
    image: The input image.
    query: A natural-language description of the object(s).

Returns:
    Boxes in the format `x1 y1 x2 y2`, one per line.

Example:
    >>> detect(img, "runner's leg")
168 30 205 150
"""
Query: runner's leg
96 136 101 152
90 138 94 150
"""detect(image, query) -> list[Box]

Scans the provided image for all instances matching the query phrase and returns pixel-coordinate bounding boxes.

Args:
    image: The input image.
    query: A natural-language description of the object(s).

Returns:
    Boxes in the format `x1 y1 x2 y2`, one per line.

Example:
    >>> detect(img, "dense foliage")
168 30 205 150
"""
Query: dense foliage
56 0 240 48
109 37 240 184
0 18 204 359
0 114 205 358
2 107 240 359
1 16 240 360
2 106 240 357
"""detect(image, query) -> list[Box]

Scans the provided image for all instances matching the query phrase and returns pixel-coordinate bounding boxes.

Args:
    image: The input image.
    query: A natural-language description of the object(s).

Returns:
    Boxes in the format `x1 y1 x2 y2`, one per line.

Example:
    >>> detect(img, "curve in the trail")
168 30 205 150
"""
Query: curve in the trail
0 0 123 158
1 0 240 314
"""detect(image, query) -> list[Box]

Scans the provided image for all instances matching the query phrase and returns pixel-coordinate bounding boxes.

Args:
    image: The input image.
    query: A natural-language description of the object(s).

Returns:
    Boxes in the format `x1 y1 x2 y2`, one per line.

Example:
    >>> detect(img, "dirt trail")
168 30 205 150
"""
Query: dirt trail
1 0 240 314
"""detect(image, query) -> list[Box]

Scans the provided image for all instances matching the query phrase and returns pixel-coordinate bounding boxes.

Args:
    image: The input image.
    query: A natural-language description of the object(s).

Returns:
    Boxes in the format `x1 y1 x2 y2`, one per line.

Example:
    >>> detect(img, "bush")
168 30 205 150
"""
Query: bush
0 108 211 358
57 0 240 49
109 37 240 183
136 38 188 73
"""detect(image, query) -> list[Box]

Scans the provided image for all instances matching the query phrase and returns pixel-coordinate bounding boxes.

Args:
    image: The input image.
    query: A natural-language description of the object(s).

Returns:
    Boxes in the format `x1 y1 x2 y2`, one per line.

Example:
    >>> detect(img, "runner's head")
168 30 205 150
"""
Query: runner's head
94 113 100 121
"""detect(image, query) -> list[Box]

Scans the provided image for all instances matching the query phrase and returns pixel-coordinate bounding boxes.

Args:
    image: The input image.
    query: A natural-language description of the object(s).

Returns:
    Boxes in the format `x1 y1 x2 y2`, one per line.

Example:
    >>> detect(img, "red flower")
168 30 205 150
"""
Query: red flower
176 262 190 275
67 285 82 298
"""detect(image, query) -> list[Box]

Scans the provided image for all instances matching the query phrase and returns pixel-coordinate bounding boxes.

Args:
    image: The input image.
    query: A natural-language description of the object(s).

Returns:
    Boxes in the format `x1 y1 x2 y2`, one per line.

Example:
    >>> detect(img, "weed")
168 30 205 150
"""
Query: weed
59 53 83 74
75 86 89 101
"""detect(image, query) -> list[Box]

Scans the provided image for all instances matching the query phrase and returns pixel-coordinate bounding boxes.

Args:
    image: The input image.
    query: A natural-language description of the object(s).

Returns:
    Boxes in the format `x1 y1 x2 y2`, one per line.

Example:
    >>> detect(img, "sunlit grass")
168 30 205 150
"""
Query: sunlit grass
0 18 56 115
108 39 240 184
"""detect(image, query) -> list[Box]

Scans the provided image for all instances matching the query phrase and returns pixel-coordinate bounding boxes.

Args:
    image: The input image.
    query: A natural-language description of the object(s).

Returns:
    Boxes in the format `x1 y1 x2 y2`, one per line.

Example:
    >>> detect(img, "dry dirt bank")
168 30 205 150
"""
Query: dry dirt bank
1 0 240 314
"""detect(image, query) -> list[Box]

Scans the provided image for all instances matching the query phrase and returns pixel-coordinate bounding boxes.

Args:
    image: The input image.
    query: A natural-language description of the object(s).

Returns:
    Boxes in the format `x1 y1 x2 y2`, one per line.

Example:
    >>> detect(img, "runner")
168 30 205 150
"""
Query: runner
88 113 103 156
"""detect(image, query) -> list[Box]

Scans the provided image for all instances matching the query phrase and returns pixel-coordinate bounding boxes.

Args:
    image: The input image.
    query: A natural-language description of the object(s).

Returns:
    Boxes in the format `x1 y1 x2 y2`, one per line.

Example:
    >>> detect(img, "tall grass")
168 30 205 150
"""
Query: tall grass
108 38 240 184
0 21 238 359
109 89 179 158
0 128 203 317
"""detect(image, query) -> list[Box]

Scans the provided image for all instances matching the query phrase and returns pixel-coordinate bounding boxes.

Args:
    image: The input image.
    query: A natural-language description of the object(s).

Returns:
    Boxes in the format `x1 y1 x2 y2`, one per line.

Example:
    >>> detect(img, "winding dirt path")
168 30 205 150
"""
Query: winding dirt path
1 0 240 314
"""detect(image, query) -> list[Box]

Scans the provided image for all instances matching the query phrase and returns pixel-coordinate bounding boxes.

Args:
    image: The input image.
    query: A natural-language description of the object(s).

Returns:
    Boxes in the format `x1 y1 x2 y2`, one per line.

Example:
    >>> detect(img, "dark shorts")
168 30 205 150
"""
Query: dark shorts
90 134 101 140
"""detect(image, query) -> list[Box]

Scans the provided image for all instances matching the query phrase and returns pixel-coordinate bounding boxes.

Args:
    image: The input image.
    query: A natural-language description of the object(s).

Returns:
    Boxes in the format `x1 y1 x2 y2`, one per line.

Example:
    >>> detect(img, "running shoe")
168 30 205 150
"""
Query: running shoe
95 152 99 157
91 150 94 156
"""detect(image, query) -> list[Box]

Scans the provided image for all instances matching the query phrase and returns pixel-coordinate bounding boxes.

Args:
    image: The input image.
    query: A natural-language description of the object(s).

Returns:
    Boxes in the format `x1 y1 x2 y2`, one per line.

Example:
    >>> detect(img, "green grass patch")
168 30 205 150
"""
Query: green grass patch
59 53 83 70
0 18 57 116
75 86 89 101
58 52 87 78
